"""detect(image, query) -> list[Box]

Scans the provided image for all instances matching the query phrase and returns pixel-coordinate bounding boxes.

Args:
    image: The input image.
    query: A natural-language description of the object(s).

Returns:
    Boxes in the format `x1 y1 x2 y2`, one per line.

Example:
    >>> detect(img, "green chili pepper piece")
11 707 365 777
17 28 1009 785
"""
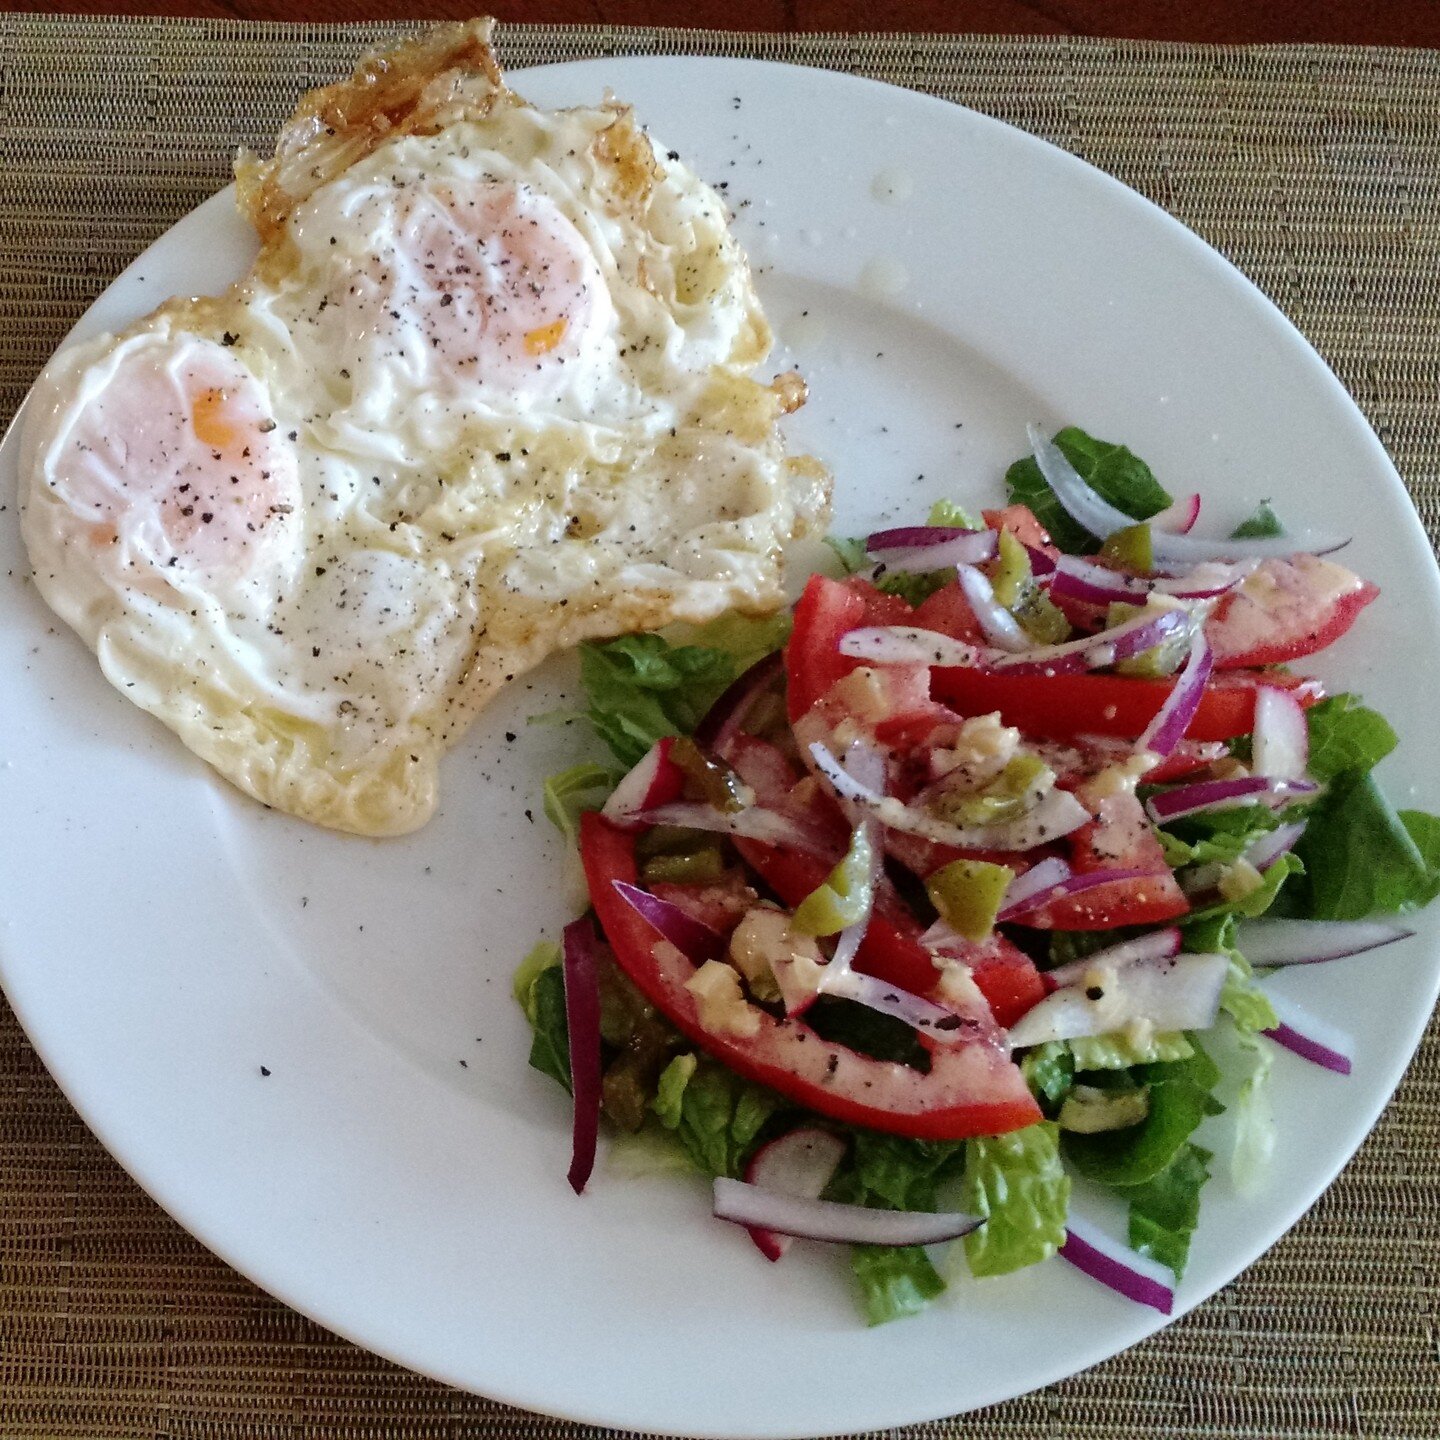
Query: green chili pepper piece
792 827 877 936
926 858 1015 941
1099 522 1154 573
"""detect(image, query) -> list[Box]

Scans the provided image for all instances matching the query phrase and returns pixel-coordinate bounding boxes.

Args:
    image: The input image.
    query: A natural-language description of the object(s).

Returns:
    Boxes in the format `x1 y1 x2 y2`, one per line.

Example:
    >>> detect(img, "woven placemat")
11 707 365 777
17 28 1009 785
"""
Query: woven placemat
3 15 1439 1439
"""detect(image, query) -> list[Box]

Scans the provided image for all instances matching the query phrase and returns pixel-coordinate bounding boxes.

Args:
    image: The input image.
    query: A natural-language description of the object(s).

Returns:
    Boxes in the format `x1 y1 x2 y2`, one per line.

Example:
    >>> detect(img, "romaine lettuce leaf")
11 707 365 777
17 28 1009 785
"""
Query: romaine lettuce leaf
1229 1033 1276 1192
1303 693 1398 782
1230 501 1284 539
1005 427 1172 554
651 1054 782 1178
850 1244 946 1326
1126 1142 1212 1278
846 1131 967 1212
1021 1042 1075 1107
1064 1043 1223 1187
542 762 614 845
1069 1030 1194 1071
578 634 737 768
523 962 571 1092
1291 771 1440 918
960 1122 1070 1277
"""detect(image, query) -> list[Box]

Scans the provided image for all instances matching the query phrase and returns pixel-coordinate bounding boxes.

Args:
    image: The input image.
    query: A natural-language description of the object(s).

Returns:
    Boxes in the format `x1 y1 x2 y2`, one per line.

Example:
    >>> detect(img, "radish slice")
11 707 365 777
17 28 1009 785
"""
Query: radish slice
1251 687 1309 781
635 801 825 854
713 1178 981 1246
1263 992 1354 1074
872 531 999 573
1006 952 1228 1048
1238 918 1413 967
958 565 1031 652
1044 926 1183 987
1153 492 1202 535
1145 775 1319 823
994 867 1154 925
611 882 728 964
1136 630 1213 758
695 650 784 753
602 738 683 829
988 606 1192 677
1060 1217 1175 1314
993 856 1073 922
562 917 604 1196
1028 425 1348 562
809 741 1090 853
743 1129 850 1261
838 625 992 668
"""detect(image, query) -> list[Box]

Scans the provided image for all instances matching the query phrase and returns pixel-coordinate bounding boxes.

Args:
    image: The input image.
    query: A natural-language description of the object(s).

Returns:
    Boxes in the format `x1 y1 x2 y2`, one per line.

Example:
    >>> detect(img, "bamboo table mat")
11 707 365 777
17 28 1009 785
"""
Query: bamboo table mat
3 15 1440 1439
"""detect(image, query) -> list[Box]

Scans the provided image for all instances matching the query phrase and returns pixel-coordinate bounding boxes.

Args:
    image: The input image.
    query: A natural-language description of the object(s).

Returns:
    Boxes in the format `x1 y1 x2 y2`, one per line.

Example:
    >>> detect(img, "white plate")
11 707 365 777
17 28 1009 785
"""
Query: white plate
2 56 1438 1439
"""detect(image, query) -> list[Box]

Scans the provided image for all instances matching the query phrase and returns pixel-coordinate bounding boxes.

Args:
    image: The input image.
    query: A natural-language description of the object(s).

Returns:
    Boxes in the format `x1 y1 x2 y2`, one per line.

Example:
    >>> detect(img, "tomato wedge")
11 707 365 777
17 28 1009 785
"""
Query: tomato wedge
581 813 1041 1141
1014 793 1190 931
1205 555 1379 668
932 665 1322 742
786 575 913 722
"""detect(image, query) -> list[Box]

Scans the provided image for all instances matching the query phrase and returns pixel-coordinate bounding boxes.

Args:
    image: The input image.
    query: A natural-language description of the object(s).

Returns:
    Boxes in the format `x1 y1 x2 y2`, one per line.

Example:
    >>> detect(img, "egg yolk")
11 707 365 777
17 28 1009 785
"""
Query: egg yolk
317 179 614 403
43 338 301 578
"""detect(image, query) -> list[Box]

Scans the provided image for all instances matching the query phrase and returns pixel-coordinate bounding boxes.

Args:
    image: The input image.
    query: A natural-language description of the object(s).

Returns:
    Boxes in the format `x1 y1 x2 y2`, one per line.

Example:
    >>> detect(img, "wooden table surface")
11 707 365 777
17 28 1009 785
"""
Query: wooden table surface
20 1 1440 48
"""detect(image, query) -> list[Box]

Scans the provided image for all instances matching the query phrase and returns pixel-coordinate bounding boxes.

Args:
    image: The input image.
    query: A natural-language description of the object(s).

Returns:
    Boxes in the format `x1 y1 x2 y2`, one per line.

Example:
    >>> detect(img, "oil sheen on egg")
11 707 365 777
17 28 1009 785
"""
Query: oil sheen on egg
20 20 828 836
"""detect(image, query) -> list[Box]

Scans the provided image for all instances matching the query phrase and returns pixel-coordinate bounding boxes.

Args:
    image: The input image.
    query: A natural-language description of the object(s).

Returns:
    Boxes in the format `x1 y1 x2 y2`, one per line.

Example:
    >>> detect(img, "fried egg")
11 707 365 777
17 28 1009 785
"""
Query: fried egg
20 20 827 836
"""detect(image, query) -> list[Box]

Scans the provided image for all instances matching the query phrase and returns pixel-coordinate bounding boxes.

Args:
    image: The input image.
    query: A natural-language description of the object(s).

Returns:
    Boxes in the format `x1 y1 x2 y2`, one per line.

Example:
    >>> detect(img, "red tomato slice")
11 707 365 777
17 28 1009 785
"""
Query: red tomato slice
581 814 1041 1141
1205 555 1379 668
1016 792 1190 931
932 665 1323 742
786 575 913 722
912 581 984 645
982 504 1056 552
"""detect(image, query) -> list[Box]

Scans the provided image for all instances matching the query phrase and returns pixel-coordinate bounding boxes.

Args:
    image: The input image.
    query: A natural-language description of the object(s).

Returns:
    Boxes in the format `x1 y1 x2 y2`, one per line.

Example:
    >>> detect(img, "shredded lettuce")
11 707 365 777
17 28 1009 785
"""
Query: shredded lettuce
1126 1142 1212 1279
651 1054 782 1179
960 1122 1070 1277
1158 806 1279 869
605 1125 697 1178
1021 1042 1075 1107
1183 912 1279 1033
1005 426 1172 554
665 611 792 677
1064 1043 1223 1187
521 961 571 1093
1184 850 1303 925
822 534 869 576
542 762 614 845
850 1244 947 1326
928 498 979 529
1230 501 1284 539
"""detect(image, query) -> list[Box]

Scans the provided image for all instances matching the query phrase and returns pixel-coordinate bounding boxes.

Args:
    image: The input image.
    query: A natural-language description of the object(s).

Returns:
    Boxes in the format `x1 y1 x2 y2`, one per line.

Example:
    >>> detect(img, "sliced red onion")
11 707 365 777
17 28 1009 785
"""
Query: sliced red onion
611 881 727 964
1006 952 1228 1048
1044 926 1183 987
694 650 784 753
1238 918 1413 967
988 606 1192 678
866 524 974 550
1025 544 1058 578
1136 630 1213 758
1028 425 1348 562
602 738 683 829
562 917 604 1196
1243 820 1308 873
1251 687 1309 781
635 801 824 854
957 565 1032 652
837 625 992 669
1145 774 1319 823
1061 1217 1174 1314
713 1178 981 1246
1049 554 1247 607
997 867 1153 925
1152 492 1201 535
821 968 977 1045
809 741 1090 852
743 1128 849 1261
1263 992 1353 1075
993 856 1073 922
872 531 998 573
